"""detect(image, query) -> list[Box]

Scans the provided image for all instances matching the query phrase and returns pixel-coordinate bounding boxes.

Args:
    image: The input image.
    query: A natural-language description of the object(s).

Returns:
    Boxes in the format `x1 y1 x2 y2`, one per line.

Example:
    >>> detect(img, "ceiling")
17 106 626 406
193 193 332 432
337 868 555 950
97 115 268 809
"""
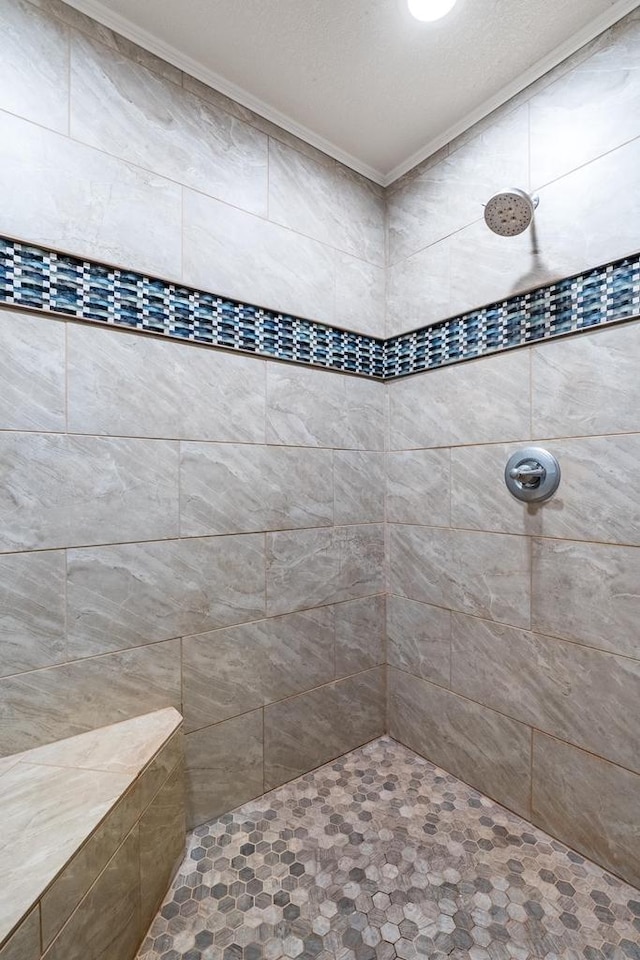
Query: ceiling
65 0 637 185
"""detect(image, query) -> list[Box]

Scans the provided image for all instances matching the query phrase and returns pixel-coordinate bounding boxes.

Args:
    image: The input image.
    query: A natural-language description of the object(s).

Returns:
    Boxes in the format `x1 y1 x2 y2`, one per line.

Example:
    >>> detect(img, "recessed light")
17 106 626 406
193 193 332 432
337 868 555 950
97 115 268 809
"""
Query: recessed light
407 0 457 22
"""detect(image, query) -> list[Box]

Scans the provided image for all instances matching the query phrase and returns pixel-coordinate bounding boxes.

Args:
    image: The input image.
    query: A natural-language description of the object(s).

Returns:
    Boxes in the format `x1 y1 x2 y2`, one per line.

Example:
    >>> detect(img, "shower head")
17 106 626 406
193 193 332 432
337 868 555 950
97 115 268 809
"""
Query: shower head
484 188 539 237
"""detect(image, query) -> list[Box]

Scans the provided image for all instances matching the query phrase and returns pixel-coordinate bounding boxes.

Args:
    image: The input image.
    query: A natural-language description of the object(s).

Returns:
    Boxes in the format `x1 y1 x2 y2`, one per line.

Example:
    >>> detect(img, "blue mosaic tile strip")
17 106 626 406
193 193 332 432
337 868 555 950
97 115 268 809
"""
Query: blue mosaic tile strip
1 237 639 380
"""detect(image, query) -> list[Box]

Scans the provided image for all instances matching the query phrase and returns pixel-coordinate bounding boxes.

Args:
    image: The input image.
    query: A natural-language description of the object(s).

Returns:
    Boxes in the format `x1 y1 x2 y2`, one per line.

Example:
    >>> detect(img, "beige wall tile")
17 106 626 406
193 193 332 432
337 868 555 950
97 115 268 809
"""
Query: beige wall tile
334 451 384 525
0 640 181 756
67 536 265 658
0 111 182 279
388 524 450 609
182 608 335 731
67 324 267 443
0 551 66 677
0 433 179 552
451 612 640 774
264 667 384 790
388 350 530 449
531 538 640 659
388 667 531 818
386 449 450 526
180 443 333 536
184 712 263 828
0 309 65 432
139 762 185 930
334 596 386 677
532 732 640 888
0 907 39 960
387 596 451 686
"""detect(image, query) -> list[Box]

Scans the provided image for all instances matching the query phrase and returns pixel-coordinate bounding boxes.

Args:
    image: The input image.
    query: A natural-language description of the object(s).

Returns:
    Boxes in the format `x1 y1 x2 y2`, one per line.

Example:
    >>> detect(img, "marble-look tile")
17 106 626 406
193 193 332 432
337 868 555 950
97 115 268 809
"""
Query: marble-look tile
263 667 384 790
25 708 182 775
334 595 385 676
0 111 181 279
0 433 179 552
71 33 268 216
268 140 384 265
389 525 531 628
0 640 181 756
139 763 185 930
387 106 529 264
530 14 640 187
451 612 640 774
1 761 133 939
184 712 263 828
67 323 266 443
183 189 336 326
334 254 385 338
388 667 531 818
532 732 640 888
0 907 39 960
266 525 384 617
388 349 531 449
333 451 384 524
180 443 333 536
0 309 65 431
532 321 640 439
266 363 384 450
531 538 640 659
44 827 141 960
386 449 450 526
135 728 183 812
0 551 66 678
0 0 68 133
451 443 543 536
67 536 265 657
386 595 451 686
385 239 451 336
182 608 335 731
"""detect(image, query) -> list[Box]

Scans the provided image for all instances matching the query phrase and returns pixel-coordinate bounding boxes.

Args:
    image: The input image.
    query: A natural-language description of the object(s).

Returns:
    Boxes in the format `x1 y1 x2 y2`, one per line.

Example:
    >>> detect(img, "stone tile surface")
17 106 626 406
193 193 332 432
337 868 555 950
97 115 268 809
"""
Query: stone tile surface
0 308 65 432
137 737 640 960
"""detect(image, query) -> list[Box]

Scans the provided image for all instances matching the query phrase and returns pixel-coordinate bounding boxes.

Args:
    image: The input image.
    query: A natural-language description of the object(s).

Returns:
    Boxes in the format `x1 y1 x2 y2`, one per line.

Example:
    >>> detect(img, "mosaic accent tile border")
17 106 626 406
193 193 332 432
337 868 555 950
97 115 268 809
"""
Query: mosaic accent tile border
1 236 639 381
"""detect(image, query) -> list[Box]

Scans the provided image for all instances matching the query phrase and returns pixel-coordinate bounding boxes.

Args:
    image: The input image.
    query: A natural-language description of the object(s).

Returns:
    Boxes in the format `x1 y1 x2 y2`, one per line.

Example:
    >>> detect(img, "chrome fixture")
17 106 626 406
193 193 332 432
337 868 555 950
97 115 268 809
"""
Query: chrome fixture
504 447 561 503
484 189 539 236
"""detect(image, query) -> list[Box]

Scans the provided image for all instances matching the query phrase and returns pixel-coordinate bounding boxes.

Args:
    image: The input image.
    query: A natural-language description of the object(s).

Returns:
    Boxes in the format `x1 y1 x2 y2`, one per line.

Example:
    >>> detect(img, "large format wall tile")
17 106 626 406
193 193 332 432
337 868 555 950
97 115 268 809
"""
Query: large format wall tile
388 350 530 449
182 608 335 731
183 189 336 325
388 668 531 818
334 451 384 525
334 253 385 338
531 538 640 659
184 712 263 828
451 612 640 774
71 33 268 216
67 536 265 657
451 443 542 536
0 907 39 960
0 111 182 279
264 667 384 789
0 309 65 432
386 595 451 686
180 443 333 535
67 324 266 443
334 596 385 676
532 732 640 888
532 322 640 439
0 640 181 755
0 551 66 677
386 449 450 526
139 762 185 930
266 525 384 616
0 433 179 552
385 240 451 336
0 0 69 133
266 363 384 450
388 524 450 609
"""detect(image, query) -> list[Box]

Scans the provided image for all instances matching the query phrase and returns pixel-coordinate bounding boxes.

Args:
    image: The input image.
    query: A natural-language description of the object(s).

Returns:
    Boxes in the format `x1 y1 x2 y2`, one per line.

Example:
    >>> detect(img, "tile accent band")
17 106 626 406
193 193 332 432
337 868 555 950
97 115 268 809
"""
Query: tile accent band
1 237 639 380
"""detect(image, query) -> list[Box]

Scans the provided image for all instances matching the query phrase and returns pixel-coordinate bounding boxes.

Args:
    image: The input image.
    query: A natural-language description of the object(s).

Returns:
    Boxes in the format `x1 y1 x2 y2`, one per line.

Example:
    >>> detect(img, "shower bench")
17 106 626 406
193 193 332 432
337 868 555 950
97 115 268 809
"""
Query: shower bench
0 707 185 960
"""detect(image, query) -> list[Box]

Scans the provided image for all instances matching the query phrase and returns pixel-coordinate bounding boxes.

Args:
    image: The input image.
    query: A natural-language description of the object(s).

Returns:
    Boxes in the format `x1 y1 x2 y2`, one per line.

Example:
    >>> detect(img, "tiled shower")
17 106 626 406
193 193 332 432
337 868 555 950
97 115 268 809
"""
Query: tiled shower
1 0 639 957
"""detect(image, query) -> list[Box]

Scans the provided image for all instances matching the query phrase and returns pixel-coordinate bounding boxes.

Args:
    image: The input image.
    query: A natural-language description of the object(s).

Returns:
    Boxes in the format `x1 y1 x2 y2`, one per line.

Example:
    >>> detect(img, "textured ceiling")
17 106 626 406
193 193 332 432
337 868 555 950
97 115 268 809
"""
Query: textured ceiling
64 0 637 184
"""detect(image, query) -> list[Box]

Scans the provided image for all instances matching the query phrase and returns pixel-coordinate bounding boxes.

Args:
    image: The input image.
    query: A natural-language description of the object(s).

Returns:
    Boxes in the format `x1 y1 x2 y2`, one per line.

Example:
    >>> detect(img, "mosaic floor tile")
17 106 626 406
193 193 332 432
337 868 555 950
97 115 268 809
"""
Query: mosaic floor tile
136 737 640 960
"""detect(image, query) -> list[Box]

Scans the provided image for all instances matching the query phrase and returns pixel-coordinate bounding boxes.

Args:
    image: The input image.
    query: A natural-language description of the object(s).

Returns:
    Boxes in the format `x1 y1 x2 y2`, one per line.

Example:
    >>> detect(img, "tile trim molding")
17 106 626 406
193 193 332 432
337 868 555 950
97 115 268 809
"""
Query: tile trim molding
1 236 639 380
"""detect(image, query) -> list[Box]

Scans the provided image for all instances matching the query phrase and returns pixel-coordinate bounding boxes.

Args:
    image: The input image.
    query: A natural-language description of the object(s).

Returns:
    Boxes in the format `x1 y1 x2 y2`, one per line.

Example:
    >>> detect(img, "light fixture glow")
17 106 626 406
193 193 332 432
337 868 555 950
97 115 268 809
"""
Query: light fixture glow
407 0 457 21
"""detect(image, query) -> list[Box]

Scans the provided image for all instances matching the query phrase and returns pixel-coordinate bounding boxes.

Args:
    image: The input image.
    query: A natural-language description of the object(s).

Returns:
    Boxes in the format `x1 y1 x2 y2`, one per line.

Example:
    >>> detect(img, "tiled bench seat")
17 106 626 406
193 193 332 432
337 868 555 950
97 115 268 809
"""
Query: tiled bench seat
0 708 185 960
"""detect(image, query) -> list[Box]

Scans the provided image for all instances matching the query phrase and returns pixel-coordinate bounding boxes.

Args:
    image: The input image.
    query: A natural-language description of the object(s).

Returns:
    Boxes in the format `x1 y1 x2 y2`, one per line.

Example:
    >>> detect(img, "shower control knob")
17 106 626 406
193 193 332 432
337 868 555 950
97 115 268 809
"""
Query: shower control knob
504 447 560 503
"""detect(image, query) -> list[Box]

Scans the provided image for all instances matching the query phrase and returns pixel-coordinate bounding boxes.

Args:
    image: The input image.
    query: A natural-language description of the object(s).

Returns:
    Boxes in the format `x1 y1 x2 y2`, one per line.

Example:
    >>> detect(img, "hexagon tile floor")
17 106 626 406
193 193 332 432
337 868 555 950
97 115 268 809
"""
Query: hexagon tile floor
137 737 640 960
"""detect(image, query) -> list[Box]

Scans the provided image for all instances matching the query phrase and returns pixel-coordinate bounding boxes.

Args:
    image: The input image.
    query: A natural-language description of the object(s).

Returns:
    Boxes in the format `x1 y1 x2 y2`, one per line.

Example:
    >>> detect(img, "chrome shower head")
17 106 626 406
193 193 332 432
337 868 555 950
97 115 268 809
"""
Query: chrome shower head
484 188 539 237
